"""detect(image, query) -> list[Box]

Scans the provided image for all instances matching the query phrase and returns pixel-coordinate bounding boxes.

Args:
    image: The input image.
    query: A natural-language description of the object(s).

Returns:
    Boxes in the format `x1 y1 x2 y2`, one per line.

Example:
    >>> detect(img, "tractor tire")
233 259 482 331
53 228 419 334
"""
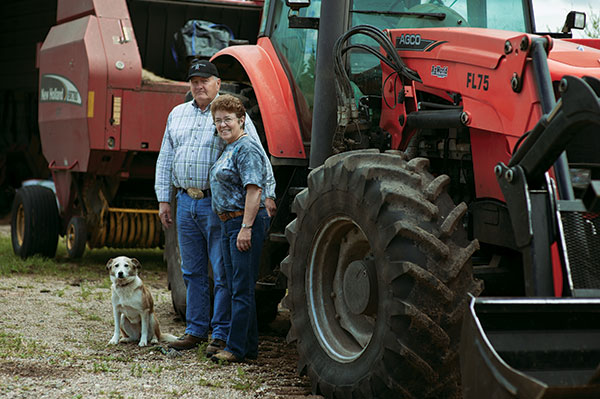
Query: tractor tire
11 185 59 259
282 150 483 398
164 192 187 321
65 216 87 259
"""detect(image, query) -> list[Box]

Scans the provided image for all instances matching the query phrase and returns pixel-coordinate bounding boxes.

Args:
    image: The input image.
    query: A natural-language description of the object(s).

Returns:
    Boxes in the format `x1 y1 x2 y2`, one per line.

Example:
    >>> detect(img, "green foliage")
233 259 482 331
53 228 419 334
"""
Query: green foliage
0 234 165 281
0 331 48 359
92 362 118 373
584 6 600 38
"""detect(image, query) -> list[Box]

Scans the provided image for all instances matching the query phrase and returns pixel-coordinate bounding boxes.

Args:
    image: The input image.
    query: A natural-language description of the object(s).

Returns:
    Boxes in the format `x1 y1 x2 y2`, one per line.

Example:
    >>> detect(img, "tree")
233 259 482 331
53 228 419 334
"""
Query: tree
584 6 600 38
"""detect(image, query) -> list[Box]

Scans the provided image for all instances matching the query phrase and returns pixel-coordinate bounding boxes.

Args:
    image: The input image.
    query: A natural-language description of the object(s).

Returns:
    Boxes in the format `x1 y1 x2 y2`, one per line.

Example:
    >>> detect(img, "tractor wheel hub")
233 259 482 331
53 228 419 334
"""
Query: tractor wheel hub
343 260 377 315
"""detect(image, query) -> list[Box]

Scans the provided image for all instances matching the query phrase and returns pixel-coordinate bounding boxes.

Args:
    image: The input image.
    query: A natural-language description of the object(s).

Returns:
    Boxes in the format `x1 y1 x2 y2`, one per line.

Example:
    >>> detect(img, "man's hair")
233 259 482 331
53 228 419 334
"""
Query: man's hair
210 94 246 119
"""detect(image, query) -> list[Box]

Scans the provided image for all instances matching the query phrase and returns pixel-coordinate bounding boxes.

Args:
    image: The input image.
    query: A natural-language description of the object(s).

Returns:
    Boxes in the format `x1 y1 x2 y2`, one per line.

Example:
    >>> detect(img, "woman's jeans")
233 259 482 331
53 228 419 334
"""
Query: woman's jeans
176 191 230 341
220 208 270 359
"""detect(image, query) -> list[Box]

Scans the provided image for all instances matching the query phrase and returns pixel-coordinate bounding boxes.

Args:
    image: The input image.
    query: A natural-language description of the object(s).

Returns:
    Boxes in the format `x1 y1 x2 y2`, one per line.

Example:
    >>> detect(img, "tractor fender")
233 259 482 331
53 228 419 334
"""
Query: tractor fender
212 38 306 160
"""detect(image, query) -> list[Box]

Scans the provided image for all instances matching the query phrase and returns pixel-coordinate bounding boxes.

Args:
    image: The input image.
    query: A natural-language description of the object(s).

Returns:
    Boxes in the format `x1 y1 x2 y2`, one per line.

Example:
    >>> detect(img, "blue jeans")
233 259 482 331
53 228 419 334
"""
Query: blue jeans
176 191 230 341
221 208 269 359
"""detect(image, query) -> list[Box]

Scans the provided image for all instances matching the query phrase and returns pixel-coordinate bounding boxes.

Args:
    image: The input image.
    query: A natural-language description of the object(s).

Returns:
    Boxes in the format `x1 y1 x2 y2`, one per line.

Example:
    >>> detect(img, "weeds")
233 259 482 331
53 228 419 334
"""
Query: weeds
130 363 164 378
92 362 117 373
231 366 262 391
130 364 143 378
60 303 104 323
79 283 93 301
0 331 48 359
168 389 189 398
197 377 223 388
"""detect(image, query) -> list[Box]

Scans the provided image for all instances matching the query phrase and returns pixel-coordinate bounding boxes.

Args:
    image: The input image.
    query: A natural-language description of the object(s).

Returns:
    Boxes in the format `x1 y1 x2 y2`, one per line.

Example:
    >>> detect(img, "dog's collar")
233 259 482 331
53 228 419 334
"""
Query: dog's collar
115 278 135 287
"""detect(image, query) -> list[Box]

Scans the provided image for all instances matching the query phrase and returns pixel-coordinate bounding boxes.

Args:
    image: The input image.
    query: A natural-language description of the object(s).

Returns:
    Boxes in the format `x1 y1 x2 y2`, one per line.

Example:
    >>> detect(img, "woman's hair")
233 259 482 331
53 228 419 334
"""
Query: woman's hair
210 94 246 119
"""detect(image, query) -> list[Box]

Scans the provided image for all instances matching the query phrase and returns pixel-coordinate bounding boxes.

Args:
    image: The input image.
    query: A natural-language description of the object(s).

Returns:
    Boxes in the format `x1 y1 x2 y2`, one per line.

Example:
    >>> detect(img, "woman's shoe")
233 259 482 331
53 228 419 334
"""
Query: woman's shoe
211 349 243 363
205 338 226 358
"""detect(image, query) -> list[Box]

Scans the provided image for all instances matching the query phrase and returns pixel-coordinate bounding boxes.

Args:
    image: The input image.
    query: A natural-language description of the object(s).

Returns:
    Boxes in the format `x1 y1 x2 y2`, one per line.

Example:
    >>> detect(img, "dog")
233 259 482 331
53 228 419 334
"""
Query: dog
107 256 177 347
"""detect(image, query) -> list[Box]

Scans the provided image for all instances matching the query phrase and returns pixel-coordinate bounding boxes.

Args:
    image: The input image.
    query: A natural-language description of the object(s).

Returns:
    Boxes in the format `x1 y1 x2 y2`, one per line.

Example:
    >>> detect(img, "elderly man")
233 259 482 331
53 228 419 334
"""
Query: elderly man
155 60 276 352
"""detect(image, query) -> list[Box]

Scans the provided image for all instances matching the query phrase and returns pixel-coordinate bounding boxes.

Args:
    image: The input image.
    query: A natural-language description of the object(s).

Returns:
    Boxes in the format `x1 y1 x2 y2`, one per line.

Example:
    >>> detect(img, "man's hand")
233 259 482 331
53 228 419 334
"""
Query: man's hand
159 202 173 229
265 198 277 218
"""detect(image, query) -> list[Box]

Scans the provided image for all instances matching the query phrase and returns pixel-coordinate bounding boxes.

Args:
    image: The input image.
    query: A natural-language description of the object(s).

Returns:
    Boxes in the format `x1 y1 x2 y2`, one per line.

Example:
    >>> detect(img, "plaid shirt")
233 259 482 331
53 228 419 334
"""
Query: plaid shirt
155 99 276 203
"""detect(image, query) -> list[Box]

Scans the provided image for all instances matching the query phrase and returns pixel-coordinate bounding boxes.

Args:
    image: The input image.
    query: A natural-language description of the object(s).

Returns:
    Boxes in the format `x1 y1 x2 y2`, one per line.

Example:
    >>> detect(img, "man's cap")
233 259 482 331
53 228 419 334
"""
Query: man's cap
187 61 219 80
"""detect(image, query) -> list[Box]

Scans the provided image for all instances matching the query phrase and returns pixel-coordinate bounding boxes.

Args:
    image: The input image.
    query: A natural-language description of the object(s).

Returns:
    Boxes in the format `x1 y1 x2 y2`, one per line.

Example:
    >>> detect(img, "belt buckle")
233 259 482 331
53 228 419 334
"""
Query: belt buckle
187 188 204 199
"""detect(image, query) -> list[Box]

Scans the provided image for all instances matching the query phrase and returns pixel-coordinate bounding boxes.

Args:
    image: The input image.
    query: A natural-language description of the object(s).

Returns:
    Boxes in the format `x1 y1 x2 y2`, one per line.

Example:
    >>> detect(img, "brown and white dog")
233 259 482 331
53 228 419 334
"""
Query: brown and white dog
107 256 177 347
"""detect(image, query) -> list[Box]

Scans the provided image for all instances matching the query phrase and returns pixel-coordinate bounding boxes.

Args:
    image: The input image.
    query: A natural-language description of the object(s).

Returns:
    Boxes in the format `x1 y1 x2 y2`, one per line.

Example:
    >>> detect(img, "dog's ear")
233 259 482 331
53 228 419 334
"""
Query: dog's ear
130 258 141 271
106 258 114 271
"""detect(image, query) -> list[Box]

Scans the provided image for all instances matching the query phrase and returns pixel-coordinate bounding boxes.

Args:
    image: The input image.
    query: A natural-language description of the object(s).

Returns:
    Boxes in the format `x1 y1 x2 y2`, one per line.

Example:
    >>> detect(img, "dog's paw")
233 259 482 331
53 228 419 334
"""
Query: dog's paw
108 337 119 345
138 340 148 347
119 337 135 343
151 337 158 344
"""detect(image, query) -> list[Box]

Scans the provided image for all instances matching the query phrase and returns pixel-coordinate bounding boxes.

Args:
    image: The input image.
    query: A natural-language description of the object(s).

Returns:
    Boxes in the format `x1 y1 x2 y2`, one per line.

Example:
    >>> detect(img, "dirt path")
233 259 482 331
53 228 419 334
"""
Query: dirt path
0 272 318 398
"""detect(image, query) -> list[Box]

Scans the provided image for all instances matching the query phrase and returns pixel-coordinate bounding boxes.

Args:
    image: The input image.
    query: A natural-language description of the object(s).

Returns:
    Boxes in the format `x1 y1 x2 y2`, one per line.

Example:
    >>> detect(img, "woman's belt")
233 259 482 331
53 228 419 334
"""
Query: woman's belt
217 210 244 222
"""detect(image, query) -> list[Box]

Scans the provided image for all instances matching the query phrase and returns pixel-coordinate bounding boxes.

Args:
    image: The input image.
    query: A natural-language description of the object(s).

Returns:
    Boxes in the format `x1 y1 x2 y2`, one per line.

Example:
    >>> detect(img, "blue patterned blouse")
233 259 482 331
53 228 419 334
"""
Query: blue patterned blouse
209 135 269 214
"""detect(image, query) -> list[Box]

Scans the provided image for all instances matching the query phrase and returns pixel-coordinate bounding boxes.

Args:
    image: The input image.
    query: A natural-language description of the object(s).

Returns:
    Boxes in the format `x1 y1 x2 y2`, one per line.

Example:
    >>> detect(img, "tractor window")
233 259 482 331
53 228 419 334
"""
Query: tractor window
348 0 528 91
269 0 320 110
351 1 529 34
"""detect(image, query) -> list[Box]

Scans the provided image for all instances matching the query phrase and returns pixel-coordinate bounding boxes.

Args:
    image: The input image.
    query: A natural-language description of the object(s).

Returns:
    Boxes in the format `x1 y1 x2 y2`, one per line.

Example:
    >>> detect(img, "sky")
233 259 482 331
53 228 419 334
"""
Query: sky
532 0 595 37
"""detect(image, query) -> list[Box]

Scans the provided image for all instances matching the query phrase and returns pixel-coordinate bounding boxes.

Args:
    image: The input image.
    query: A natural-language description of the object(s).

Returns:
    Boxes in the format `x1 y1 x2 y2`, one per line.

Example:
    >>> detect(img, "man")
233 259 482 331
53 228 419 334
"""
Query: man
155 60 276 352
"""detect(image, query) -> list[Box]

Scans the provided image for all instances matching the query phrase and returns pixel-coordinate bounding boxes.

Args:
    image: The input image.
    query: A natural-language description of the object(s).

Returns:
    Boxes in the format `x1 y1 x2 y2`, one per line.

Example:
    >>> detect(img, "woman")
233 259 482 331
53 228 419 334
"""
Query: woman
208 94 271 362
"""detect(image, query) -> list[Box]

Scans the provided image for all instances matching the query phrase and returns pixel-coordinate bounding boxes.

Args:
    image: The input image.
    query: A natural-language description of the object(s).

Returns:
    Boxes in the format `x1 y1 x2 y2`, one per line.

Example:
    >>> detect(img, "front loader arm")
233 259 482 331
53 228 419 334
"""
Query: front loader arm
495 73 600 296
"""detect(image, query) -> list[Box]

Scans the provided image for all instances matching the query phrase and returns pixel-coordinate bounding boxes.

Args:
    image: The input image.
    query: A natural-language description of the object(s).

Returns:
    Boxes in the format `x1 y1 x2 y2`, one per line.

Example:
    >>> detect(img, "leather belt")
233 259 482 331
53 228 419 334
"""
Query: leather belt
218 210 244 222
185 188 211 199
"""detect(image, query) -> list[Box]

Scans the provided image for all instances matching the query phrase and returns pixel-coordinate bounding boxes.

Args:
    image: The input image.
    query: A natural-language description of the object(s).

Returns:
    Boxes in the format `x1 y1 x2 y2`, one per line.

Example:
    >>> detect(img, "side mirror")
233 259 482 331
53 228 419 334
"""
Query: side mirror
561 11 586 33
286 0 311 12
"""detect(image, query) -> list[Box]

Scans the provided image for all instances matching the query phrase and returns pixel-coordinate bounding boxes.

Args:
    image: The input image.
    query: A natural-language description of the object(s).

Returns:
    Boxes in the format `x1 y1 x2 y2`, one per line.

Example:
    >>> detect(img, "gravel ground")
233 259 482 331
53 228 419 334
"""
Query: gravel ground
0 225 318 399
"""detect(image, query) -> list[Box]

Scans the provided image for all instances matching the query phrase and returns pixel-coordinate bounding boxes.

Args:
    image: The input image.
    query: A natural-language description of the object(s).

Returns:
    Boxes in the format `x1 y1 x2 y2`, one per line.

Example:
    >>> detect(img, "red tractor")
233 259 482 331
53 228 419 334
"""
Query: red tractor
205 0 600 397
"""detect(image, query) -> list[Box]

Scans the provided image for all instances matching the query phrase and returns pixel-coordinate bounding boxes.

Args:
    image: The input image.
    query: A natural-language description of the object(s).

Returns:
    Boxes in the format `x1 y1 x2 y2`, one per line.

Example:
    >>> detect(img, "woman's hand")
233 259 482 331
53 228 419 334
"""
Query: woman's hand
237 227 252 252
237 184 261 252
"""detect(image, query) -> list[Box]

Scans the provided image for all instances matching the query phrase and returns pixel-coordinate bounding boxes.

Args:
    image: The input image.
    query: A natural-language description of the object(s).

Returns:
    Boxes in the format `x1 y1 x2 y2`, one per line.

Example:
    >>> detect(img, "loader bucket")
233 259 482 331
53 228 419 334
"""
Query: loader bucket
460 297 600 398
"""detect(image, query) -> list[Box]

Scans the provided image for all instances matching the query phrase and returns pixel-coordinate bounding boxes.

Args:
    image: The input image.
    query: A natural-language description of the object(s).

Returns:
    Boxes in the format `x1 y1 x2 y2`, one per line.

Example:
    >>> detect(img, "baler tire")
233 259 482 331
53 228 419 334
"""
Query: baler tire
65 216 87 259
164 193 187 321
282 150 483 398
11 185 59 259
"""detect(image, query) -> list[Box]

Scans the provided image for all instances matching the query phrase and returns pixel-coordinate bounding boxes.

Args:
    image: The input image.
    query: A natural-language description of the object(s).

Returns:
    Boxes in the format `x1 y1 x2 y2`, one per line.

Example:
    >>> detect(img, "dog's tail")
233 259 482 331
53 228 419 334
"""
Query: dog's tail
159 333 179 343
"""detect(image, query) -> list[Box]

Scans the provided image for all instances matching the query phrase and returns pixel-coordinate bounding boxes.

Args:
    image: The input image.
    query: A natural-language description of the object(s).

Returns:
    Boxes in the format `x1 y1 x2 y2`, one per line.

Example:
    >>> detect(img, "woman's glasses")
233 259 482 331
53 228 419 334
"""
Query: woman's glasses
214 116 237 126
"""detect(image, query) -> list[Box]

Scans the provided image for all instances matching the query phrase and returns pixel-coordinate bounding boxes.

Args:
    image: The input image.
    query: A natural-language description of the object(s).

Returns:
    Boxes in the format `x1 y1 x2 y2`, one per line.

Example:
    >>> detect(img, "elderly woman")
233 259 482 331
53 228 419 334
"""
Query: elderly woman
208 94 271 362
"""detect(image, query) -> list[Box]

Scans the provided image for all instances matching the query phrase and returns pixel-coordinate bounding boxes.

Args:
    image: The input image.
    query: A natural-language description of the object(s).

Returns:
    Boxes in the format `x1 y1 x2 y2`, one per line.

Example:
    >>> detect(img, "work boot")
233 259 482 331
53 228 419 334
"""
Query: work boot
168 334 206 351
205 338 226 358
211 349 243 363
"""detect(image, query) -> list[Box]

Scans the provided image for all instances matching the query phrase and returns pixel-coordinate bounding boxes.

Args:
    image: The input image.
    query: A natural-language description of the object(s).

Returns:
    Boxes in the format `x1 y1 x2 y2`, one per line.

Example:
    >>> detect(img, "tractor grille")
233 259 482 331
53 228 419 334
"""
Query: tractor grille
560 211 600 291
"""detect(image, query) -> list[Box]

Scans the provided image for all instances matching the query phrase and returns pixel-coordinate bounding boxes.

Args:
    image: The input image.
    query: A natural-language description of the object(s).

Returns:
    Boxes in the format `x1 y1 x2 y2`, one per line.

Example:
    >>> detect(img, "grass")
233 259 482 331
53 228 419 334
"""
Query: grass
0 234 166 282
92 361 118 373
232 366 263 391
0 331 49 359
